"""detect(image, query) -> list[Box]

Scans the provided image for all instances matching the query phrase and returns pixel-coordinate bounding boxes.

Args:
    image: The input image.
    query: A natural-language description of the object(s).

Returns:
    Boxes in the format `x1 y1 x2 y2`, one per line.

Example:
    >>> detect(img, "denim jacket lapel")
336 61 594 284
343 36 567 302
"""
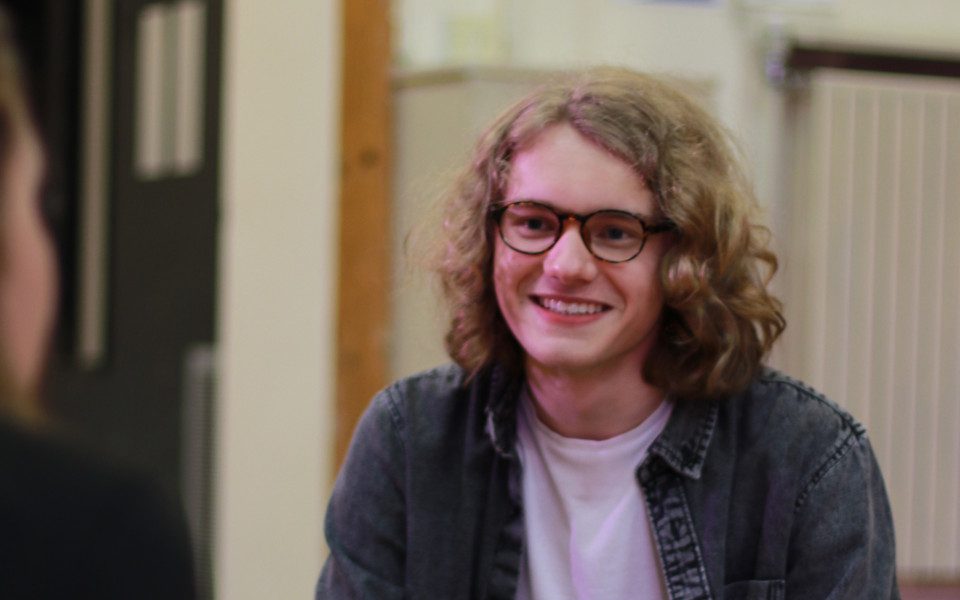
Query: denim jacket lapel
638 399 720 600
482 365 522 460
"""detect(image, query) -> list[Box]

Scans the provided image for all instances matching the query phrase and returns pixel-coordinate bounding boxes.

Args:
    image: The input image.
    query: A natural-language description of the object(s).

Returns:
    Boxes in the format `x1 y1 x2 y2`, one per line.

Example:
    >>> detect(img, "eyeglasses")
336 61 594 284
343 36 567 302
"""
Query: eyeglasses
490 200 675 263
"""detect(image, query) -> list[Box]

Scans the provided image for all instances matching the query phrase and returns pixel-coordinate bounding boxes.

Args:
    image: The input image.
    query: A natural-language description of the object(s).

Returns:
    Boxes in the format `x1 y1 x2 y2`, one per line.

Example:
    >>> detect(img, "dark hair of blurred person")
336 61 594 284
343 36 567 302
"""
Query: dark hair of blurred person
0 10 196 599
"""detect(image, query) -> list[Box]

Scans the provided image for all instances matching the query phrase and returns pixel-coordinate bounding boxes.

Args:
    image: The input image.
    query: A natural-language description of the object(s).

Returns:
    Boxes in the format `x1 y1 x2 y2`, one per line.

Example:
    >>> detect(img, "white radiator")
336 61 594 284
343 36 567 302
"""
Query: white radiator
774 68 960 580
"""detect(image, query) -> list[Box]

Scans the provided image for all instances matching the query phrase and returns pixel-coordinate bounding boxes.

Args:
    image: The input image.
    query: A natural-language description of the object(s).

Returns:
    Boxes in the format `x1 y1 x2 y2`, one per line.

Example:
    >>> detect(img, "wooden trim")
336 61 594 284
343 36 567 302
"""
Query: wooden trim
392 65 562 89
899 583 960 600
335 0 392 468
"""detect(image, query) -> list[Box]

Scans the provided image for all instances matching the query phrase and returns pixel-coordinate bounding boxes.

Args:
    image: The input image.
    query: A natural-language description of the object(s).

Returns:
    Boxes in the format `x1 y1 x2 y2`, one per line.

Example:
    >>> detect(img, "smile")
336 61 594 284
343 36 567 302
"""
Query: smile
534 296 610 316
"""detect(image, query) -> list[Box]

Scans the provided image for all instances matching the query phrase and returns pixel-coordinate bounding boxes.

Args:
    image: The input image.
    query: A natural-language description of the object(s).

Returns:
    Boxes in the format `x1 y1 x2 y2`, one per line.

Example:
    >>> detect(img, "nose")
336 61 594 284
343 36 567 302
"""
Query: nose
543 223 598 283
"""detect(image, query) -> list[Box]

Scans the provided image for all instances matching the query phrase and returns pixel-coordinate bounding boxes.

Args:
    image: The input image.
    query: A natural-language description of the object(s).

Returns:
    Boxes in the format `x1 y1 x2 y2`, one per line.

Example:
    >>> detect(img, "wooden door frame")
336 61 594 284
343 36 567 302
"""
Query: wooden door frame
335 0 392 468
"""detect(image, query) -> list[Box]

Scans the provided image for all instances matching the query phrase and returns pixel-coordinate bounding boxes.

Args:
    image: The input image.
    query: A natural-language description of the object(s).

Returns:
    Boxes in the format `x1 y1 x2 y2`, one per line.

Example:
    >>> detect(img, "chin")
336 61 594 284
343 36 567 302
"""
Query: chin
524 345 604 373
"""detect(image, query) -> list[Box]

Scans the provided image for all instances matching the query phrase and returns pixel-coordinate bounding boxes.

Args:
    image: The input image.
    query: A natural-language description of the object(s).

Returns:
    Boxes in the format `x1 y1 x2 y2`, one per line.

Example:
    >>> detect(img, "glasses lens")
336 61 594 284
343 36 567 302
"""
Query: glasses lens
583 211 646 262
500 203 560 254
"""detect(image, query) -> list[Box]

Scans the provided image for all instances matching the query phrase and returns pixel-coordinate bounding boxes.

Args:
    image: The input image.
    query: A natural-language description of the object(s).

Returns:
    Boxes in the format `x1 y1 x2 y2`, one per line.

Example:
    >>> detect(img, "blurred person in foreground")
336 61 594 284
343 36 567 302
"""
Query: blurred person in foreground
317 68 899 599
0 12 196 599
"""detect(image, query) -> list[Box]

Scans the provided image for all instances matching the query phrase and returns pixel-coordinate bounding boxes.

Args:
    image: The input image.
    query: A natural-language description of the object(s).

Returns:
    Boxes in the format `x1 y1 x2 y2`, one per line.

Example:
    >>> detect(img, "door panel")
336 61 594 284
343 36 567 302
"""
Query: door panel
36 0 221 596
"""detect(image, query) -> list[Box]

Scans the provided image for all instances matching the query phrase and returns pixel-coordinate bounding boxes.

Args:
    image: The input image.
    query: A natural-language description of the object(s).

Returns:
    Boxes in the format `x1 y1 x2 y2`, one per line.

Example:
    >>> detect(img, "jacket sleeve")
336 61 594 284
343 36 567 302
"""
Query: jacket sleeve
316 389 407 599
786 429 900 599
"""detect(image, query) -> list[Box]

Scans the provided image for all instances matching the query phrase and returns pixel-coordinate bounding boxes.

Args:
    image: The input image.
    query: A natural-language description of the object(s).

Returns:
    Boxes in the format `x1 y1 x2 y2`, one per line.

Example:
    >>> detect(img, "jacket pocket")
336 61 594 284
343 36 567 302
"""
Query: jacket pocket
722 579 785 600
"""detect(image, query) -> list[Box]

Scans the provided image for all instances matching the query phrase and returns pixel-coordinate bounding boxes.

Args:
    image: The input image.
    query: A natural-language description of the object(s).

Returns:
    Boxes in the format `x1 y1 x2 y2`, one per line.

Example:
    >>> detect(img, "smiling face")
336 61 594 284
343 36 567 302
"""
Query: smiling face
493 123 670 377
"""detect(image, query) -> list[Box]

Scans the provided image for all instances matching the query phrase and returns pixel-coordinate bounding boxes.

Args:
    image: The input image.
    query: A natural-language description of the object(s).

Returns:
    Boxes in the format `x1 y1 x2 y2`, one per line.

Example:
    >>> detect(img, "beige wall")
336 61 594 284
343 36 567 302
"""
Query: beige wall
390 0 960 368
394 0 960 208
216 0 340 597
836 0 960 41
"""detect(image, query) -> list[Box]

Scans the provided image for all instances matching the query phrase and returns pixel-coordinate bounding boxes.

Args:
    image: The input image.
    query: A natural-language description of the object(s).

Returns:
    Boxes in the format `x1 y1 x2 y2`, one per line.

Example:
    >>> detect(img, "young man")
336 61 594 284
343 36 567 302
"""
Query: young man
317 68 899 599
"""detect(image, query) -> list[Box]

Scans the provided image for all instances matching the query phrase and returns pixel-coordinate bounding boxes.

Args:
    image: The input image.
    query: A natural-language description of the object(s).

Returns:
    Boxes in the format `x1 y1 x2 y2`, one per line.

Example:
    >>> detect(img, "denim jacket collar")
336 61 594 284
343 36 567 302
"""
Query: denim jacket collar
482 363 719 480
648 397 718 480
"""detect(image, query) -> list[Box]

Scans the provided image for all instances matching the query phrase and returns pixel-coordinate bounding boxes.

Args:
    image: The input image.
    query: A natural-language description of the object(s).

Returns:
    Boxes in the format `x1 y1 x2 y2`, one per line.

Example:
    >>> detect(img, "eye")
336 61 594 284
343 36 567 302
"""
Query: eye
596 225 629 241
502 204 559 239
587 212 643 246
522 217 549 231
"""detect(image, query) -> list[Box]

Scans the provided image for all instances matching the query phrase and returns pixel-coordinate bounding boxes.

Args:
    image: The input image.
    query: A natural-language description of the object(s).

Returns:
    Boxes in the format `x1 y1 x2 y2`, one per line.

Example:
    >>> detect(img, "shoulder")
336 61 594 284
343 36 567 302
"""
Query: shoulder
0 417 137 517
0 417 196 598
380 363 470 412
727 375 898 596
366 363 480 442
0 417 162 514
725 369 864 438
349 363 513 472
718 369 871 493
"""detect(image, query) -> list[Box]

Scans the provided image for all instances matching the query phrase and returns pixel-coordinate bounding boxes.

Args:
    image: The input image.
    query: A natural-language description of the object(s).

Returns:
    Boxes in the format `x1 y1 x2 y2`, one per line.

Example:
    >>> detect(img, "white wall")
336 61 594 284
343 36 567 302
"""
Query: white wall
834 0 960 43
216 0 339 597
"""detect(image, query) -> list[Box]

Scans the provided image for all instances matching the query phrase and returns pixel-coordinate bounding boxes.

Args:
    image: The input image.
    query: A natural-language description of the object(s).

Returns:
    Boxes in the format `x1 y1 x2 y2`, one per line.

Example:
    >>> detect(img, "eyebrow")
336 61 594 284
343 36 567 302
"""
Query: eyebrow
503 197 662 222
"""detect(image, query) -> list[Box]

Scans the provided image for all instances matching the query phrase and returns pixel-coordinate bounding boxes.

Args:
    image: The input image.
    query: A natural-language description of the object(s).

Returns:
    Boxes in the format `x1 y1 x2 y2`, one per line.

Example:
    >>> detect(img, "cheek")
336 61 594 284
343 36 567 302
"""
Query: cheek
636 238 669 285
609 251 666 315
493 242 544 341
0 219 56 387
492 240 538 303
38 225 58 318
634 263 667 317
492 241 513 310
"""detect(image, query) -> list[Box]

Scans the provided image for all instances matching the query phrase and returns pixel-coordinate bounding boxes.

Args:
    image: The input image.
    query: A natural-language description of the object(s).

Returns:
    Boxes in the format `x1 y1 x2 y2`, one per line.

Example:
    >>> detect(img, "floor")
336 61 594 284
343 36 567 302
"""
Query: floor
901 584 960 600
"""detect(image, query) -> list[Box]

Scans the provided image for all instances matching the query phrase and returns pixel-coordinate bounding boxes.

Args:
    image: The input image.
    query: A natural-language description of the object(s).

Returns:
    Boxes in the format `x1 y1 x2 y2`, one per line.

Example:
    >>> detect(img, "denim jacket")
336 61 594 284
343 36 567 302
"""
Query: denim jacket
316 364 899 599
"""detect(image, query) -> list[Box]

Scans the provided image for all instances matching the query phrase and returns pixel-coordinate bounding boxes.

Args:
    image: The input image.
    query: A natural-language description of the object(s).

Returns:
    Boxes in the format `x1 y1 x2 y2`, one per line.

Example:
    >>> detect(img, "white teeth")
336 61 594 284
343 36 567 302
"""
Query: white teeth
539 298 605 315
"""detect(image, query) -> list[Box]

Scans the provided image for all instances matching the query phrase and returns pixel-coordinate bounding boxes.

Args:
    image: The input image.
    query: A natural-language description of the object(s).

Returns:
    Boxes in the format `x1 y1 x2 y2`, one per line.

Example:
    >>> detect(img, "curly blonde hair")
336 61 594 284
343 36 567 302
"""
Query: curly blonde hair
435 67 785 400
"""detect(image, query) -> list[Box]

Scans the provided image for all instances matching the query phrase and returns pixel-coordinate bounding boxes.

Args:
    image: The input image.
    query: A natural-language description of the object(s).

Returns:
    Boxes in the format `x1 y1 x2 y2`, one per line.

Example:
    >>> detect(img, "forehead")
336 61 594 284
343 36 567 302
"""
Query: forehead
505 123 654 215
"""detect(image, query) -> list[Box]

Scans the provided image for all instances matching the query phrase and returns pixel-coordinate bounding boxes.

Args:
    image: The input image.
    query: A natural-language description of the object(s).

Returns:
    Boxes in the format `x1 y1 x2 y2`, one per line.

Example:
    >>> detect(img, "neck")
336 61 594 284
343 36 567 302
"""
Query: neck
524 357 665 441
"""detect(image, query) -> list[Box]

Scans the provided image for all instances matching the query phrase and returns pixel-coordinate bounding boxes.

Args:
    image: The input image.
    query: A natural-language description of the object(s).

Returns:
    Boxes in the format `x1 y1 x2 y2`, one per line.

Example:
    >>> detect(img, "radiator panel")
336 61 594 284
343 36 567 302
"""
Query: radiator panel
777 69 960 579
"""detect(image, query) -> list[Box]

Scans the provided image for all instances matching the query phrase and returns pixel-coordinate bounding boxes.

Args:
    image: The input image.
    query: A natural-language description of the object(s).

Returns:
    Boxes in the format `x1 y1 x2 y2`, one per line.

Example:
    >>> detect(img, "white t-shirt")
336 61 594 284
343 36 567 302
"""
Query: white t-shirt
515 389 672 600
